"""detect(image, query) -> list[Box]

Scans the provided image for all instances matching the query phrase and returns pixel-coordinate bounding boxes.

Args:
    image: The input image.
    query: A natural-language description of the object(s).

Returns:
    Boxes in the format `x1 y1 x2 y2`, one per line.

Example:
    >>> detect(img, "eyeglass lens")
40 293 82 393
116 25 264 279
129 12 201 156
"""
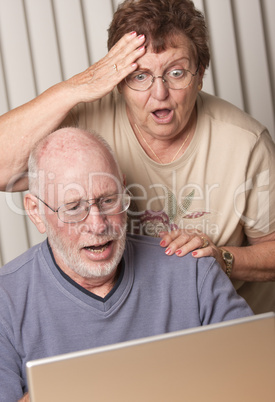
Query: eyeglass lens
58 193 131 222
125 69 196 91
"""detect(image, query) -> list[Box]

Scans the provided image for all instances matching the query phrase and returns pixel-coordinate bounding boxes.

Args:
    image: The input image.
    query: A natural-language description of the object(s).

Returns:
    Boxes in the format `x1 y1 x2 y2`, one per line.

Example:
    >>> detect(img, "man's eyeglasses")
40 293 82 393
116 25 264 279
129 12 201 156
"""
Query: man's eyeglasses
125 65 200 92
35 192 131 223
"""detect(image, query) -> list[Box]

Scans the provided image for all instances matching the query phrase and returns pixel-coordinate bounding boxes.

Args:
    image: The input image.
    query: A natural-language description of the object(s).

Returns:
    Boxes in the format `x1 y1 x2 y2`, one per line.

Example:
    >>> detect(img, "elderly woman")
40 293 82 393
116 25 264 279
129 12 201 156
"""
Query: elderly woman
0 0 275 314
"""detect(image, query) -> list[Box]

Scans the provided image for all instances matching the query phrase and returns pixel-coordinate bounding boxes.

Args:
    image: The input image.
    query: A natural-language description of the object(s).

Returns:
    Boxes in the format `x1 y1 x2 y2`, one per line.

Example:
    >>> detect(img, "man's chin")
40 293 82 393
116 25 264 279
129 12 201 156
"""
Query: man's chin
72 238 125 279
48 223 127 281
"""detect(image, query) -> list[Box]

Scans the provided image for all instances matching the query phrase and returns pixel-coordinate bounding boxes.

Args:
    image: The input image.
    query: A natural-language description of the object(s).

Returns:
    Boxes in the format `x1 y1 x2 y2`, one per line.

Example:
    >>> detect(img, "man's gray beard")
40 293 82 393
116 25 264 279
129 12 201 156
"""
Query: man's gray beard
45 221 127 279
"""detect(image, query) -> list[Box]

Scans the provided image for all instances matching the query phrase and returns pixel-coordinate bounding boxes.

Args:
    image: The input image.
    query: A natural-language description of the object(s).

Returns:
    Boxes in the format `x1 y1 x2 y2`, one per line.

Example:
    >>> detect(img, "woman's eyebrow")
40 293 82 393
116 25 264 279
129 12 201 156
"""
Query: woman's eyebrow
138 57 191 72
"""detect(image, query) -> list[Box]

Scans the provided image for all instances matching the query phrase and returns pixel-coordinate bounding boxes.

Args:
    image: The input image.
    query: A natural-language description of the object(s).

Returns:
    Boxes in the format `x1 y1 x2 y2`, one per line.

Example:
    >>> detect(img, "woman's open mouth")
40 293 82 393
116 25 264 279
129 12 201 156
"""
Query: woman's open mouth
151 109 173 123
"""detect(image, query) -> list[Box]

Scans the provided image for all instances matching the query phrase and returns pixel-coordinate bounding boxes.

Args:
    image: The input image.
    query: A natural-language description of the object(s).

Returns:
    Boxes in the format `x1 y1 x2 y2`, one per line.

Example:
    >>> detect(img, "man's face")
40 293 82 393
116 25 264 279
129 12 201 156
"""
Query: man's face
40 146 127 280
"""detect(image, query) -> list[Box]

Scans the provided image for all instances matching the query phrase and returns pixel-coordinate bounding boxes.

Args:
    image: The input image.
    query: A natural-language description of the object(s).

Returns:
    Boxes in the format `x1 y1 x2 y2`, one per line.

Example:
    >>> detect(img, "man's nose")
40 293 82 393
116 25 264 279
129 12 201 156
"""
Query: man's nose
84 206 109 234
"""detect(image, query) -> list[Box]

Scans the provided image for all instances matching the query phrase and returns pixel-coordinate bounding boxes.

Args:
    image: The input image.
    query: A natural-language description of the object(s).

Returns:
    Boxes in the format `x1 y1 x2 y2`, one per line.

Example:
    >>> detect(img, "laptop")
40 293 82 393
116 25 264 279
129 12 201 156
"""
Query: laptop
26 312 275 402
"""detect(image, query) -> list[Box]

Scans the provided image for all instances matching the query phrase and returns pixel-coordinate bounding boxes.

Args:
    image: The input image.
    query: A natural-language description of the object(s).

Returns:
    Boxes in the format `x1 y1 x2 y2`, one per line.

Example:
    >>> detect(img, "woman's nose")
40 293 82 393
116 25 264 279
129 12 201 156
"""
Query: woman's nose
150 76 169 100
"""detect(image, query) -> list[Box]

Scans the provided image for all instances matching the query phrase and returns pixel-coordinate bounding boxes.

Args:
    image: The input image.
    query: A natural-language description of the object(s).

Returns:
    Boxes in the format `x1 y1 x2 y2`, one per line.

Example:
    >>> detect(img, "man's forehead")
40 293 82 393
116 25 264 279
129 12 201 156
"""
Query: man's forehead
38 134 122 200
40 132 116 173
42 170 123 203
63 171 122 194
43 150 120 183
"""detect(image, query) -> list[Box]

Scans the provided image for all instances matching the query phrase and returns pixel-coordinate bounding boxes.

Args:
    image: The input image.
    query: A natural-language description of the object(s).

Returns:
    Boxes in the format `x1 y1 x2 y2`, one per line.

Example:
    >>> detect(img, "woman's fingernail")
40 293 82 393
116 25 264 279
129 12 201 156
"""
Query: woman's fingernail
192 251 198 257
165 248 171 255
176 250 182 256
130 31 137 36
138 34 145 40
139 45 145 51
160 240 166 247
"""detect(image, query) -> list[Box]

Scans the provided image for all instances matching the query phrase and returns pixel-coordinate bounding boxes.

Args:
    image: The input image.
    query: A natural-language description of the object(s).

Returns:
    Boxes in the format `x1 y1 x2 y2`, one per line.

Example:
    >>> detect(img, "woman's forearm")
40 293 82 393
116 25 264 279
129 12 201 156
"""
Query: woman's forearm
0 32 146 192
226 238 275 282
160 230 275 282
0 82 77 191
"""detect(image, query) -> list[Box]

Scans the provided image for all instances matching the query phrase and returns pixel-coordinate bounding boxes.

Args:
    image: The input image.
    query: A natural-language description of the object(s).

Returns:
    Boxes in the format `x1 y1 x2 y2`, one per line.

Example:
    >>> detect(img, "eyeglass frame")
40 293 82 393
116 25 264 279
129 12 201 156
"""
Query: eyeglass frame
34 191 131 223
124 63 200 92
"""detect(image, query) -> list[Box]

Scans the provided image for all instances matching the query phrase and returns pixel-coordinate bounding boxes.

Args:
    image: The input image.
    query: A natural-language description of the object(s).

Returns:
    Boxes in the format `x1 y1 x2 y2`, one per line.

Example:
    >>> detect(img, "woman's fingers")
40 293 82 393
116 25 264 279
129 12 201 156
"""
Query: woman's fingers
159 229 226 271
159 230 213 257
108 31 146 64
66 32 146 102
100 31 146 79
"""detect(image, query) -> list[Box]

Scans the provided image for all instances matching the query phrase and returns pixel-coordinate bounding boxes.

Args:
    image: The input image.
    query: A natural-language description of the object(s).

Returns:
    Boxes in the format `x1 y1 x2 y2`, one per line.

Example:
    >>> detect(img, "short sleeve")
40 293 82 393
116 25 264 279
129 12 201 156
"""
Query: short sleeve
198 258 253 324
237 130 275 238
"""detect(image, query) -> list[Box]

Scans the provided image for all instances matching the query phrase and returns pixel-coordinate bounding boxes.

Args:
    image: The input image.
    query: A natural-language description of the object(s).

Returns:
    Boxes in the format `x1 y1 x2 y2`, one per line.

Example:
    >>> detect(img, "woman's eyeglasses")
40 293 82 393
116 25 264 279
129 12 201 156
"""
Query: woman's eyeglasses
125 65 199 91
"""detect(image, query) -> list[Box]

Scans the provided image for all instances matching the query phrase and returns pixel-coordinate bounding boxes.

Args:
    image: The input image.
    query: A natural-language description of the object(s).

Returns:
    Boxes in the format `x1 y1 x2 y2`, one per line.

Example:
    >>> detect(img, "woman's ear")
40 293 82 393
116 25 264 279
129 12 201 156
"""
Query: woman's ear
197 65 205 92
24 194 46 234
199 64 205 82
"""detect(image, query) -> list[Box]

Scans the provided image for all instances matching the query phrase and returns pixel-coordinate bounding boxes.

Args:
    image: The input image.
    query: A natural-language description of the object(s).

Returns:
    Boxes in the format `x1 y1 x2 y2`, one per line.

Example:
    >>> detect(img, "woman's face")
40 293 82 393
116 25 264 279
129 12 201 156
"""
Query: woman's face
121 34 204 140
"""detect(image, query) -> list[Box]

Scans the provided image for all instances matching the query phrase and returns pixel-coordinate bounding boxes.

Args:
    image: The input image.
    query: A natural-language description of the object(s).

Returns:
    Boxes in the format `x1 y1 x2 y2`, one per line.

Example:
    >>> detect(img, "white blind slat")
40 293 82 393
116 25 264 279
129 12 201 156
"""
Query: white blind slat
0 0 36 107
24 0 63 93
0 193 29 264
232 0 274 136
82 0 113 63
52 0 89 79
262 0 275 118
205 0 244 110
0 52 9 115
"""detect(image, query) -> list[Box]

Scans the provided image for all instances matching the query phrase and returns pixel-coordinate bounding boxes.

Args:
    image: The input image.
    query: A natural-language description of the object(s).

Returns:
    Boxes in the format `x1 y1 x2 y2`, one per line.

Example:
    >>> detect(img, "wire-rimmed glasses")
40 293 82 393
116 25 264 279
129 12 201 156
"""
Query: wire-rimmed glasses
35 192 131 223
125 65 200 91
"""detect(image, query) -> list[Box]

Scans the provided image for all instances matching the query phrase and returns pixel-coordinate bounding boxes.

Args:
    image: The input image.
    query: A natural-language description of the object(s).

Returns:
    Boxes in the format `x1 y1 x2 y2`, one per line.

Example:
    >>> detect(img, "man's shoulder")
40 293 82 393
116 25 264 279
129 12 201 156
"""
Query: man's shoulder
125 233 172 255
125 233 216 272
126 233 161 247
0 241 45 278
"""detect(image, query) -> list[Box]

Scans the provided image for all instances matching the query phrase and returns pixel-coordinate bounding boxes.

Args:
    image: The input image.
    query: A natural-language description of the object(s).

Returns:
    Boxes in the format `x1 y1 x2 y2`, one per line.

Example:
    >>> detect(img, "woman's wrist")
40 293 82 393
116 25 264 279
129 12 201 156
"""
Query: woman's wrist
219 248 234 278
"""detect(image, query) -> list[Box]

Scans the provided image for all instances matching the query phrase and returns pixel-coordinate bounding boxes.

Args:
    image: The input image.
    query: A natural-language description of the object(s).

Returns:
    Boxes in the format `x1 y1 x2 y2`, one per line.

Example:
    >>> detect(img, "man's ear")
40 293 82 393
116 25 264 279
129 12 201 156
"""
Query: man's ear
24 194 46 234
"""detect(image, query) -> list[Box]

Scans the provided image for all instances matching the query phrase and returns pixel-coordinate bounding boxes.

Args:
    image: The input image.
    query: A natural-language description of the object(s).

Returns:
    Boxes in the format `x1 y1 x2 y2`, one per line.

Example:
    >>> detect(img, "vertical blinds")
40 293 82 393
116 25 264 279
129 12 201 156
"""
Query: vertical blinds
0 0 274 266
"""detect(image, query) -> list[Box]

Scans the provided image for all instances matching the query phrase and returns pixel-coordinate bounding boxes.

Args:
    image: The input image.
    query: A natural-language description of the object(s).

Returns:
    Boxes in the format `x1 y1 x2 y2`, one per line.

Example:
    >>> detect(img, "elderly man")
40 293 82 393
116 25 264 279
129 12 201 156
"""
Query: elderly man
0 128 252 401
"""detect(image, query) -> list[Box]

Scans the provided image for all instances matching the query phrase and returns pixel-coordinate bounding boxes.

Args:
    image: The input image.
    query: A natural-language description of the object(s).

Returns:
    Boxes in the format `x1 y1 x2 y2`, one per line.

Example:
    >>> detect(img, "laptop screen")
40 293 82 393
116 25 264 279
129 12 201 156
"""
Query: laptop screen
27 312 275 402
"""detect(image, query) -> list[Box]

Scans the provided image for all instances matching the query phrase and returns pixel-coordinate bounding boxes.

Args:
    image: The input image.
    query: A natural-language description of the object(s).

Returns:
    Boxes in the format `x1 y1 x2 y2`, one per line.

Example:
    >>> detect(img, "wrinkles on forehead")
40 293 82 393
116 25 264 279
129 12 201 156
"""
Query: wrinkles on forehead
38 130 99 166
35 128 122 204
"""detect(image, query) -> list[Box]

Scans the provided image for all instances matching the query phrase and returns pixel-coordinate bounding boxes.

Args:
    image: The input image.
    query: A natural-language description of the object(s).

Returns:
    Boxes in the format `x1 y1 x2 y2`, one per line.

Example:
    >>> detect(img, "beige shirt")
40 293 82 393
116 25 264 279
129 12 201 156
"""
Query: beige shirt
70 91 275 314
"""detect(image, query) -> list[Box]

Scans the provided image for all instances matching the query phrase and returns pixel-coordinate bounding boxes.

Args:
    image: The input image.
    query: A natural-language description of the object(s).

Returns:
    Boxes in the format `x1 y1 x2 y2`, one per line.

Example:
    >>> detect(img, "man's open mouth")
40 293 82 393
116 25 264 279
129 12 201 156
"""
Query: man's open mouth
84 241 112 253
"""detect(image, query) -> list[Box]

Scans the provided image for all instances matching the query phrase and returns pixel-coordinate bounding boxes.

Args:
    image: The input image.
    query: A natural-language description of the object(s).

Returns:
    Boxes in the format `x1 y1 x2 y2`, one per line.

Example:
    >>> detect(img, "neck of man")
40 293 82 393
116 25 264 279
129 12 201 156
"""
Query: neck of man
76 276 117 298
53 252 120 298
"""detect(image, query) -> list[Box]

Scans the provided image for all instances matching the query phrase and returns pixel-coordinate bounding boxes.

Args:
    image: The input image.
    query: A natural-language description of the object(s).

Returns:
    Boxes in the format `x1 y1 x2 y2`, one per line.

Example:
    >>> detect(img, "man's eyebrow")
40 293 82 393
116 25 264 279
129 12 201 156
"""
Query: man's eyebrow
90 191 119 200
62 195 83 204
62 185 121 203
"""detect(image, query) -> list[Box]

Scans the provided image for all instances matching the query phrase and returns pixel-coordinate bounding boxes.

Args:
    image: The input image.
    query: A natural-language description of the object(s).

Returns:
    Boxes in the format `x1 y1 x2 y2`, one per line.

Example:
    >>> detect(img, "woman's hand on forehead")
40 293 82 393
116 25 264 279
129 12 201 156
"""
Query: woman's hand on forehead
66 32 146 104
